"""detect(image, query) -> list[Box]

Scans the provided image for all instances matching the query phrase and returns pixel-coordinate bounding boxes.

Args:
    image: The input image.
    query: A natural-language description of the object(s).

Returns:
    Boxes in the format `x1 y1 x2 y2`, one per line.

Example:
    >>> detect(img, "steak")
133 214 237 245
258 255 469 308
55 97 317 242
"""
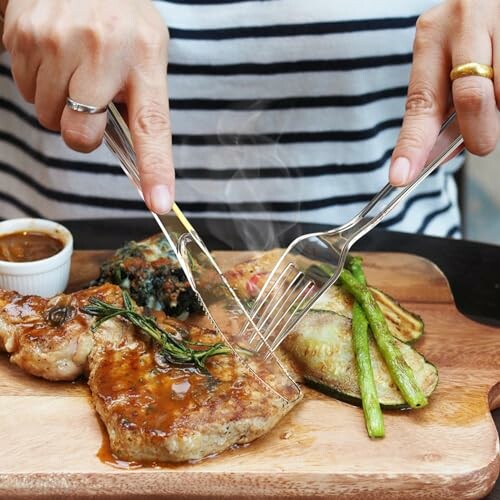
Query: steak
0 283 298 462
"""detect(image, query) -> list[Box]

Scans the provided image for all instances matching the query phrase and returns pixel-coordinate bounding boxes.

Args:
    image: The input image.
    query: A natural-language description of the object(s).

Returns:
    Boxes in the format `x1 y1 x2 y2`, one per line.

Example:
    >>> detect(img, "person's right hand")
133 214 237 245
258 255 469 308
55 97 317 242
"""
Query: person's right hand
1 0 174 214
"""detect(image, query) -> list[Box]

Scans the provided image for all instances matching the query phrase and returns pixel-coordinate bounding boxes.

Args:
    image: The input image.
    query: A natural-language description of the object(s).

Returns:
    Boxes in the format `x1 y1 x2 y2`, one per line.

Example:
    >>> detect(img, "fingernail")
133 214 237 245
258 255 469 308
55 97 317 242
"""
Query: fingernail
150 185 172 214
390 157 411 186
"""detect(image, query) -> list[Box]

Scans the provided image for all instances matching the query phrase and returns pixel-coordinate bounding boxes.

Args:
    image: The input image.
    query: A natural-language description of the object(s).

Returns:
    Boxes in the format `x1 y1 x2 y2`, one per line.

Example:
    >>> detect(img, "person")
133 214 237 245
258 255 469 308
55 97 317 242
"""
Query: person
0 0 497 238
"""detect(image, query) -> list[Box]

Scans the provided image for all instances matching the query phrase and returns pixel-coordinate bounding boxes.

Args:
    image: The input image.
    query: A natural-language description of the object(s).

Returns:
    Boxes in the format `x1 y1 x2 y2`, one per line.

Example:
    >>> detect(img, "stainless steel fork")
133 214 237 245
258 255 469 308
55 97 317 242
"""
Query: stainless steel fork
246 113 464 357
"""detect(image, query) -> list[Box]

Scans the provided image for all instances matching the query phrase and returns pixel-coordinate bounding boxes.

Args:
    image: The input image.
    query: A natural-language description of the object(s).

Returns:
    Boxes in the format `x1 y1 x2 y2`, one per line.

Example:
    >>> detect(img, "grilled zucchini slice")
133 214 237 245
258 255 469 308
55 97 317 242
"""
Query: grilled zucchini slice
369 287 424 343
284 310 438 409
311 285 424 343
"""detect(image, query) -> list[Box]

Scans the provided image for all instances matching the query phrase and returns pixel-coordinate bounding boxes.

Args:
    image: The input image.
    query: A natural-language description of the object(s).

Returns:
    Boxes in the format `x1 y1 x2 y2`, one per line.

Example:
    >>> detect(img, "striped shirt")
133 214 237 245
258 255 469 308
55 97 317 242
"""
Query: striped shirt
0 0 462 238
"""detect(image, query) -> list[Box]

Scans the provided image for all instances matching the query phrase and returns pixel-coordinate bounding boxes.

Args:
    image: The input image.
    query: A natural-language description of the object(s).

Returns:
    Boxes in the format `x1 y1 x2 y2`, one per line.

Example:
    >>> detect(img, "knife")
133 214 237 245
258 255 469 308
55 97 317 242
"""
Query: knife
103 103 301 403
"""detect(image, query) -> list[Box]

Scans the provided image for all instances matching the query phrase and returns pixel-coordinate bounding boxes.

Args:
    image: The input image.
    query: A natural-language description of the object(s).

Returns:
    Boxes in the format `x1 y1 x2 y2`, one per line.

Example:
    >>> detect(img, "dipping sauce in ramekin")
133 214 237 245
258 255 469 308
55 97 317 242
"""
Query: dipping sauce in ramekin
0 219 73 297
0 230 64 262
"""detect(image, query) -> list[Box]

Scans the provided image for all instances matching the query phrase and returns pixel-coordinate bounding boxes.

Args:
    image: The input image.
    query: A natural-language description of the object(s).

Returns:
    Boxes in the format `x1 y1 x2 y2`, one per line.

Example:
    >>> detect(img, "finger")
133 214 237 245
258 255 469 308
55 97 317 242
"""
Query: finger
60 63 121 153
3 4 41 103
452 32 497 156
33 23 80 132
390 11 450 186
34 57 75 131
127 63 174 214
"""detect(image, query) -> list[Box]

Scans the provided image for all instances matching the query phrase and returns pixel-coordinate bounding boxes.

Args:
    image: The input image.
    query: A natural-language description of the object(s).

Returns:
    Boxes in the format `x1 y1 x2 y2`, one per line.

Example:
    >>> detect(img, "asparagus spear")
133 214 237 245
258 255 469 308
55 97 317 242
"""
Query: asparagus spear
351 301 385 437
339 267 428 409
347 256 365 284
347 256 384 437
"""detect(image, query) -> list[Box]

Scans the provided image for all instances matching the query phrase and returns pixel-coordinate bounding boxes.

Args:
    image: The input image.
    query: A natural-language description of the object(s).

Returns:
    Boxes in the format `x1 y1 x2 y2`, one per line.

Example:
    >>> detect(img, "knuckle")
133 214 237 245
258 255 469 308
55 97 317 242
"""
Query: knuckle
80 25 105 53
102 29 124 52
452 0 474 18
41 29 63 54
14 18 36 49
453 81 487 113
396 126 427 153
415 12 437 34
405 85 438 116
134 104 171 137
99 18 130 52
135 24 168 54
62 125 102 153
413 7 445 53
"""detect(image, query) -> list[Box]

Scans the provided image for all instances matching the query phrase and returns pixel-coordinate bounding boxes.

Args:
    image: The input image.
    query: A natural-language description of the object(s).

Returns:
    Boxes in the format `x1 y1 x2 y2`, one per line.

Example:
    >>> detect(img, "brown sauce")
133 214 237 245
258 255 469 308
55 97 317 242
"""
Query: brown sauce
0 230 64 262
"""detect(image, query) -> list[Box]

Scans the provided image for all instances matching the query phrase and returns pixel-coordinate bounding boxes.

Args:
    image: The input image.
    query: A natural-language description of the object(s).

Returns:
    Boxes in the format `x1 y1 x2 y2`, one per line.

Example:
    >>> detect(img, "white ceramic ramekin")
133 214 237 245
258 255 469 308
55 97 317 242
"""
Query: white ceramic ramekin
0 218 73 297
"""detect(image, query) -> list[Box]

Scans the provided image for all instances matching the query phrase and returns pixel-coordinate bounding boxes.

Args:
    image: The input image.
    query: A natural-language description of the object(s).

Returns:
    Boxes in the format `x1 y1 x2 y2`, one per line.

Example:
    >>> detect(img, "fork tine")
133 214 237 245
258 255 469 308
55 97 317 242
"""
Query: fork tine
273 281 316 341
244 262 298 344
251 273 307 351
260 280 316 358
254 270 304 331
250 263 296 320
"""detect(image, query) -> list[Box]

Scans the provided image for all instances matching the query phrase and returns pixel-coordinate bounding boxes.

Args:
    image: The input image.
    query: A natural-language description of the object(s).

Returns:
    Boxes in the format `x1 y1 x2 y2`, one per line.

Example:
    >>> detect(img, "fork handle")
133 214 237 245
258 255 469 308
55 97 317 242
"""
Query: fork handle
334 112 464 244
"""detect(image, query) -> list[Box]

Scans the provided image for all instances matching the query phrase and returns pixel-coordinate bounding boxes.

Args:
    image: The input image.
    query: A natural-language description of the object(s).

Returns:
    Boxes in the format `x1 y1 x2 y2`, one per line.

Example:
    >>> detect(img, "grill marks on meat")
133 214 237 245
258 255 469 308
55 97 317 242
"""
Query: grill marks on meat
0 283 295 462
90 317 290 462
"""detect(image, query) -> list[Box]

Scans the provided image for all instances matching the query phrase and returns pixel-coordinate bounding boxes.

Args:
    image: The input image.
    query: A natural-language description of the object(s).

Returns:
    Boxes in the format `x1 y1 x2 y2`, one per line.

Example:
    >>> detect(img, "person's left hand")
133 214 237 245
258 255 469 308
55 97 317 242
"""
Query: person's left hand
390 0 500 186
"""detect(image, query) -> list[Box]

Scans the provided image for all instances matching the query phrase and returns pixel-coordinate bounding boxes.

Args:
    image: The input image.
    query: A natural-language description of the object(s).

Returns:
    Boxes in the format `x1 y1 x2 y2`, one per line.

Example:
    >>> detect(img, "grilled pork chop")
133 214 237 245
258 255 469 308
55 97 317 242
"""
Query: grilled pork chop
0 285 122 381
0 283 298 462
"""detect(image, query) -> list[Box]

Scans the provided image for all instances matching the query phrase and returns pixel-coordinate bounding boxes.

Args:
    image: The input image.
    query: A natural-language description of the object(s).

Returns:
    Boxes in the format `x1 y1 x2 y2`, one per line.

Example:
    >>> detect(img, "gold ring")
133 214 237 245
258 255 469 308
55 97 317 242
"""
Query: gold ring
450 62 494 81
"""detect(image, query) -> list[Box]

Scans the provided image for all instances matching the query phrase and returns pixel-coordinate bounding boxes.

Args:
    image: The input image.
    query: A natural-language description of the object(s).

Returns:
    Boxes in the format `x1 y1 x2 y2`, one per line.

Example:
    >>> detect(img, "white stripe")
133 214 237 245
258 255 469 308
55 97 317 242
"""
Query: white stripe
171 97 405 135
168 28 416 65
182 184 456 230
154 0 438 29
172 127 400 169
168 65 411 100
176 172 453 209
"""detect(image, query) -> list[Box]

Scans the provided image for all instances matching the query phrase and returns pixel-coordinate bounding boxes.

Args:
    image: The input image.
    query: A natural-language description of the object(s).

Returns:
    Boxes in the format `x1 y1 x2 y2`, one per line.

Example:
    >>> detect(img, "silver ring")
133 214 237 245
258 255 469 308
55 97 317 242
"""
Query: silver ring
66 97 108 114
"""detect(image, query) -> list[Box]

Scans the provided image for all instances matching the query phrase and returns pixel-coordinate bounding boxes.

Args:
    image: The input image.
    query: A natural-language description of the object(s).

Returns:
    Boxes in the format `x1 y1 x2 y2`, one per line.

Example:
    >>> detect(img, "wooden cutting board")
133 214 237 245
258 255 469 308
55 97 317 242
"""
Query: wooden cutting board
0 250 499 499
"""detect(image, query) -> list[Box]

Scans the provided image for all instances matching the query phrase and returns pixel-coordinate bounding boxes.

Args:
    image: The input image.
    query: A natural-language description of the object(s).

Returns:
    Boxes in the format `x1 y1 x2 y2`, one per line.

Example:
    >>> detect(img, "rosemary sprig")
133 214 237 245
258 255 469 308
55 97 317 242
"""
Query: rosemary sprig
82 290 232 372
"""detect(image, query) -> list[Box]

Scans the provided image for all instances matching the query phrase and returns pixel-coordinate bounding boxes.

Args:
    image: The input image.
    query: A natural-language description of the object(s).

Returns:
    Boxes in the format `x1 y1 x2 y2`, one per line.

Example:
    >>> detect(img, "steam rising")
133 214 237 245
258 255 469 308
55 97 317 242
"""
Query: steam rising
205 106 302 251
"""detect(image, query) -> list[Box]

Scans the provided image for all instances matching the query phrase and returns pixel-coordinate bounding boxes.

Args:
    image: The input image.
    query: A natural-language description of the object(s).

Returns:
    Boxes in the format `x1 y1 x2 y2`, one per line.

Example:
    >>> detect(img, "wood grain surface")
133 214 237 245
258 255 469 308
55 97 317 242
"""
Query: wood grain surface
0 250 499 499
